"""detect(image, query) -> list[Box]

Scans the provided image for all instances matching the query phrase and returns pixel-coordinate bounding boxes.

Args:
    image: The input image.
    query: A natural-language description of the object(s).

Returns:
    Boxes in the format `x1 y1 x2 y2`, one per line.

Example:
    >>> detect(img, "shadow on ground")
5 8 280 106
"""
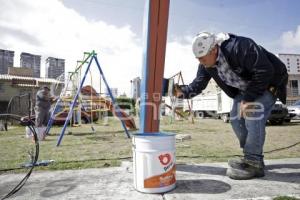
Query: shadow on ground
177 163 300 184
169 179 231 194
1 177 78 199
265 164 300 184
40 178 78 198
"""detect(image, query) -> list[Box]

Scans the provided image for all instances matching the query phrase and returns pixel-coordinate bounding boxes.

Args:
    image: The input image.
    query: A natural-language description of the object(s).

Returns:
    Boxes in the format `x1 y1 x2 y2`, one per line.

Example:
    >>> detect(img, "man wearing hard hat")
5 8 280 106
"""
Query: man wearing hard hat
174 32 288 180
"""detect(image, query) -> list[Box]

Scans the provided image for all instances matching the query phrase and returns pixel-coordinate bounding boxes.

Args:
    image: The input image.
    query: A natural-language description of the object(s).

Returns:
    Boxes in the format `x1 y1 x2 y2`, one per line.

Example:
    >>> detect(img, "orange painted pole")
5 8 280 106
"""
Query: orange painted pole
140 0 170 133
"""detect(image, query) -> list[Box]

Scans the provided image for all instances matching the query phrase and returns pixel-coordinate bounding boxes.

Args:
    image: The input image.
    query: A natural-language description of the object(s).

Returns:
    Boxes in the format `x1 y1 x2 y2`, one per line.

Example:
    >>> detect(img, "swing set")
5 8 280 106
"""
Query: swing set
164 71 194 124
45 51 136 146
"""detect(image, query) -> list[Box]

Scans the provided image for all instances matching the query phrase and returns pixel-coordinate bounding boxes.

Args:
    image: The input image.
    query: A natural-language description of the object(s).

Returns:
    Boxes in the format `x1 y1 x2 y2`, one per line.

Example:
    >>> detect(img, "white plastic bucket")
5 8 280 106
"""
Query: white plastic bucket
25 126 46 141
132 132 176 193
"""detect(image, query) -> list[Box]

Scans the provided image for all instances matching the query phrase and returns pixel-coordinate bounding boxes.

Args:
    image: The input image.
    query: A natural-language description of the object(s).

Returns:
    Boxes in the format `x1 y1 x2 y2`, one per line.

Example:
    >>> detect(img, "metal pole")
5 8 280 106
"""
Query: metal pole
56 53 94 146
93 55 130 138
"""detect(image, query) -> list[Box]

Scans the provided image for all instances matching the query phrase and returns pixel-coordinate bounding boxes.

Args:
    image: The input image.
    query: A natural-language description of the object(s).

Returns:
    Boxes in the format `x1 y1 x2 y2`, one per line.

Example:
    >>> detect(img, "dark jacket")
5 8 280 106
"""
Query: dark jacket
181 34 288 104
36 89 52 110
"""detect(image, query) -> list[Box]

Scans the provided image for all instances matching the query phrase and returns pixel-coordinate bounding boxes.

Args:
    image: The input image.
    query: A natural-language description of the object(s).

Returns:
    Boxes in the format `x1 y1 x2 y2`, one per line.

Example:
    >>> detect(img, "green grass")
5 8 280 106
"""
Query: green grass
1 117 300 172
273 196 300 200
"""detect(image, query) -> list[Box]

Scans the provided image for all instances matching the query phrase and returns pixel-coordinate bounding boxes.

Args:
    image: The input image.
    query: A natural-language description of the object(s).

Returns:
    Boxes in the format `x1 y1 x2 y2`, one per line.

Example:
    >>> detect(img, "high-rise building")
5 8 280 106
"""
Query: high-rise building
105 88 118 98
20 52 41 78
279 53 300 105
46 57 65 80
0 49 14 74
131 77 141 99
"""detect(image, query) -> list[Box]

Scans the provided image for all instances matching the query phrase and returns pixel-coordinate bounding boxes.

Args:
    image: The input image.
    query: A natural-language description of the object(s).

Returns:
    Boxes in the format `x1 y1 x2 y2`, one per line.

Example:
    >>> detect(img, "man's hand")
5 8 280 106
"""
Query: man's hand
173 84 183 98
240 101 254 118
50 96 58 103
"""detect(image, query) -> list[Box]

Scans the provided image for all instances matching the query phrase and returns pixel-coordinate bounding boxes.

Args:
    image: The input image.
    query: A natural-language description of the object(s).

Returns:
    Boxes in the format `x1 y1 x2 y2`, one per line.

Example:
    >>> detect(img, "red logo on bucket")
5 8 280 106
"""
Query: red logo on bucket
159 153 171 165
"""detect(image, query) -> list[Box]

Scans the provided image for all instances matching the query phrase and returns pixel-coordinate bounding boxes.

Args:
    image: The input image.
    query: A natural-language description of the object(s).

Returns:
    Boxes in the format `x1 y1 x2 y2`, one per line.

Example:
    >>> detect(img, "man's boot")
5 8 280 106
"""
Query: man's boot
227 158 265 180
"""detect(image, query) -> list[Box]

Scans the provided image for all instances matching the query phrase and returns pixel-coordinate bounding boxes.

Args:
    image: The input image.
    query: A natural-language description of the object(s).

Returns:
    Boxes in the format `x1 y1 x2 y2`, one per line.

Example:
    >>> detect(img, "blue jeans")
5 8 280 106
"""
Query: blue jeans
230 90 276 162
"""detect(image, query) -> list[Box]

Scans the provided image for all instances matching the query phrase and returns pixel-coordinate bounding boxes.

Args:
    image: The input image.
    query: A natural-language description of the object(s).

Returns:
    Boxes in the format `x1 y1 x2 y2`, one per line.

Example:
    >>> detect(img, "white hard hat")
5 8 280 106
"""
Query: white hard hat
192 32 216 58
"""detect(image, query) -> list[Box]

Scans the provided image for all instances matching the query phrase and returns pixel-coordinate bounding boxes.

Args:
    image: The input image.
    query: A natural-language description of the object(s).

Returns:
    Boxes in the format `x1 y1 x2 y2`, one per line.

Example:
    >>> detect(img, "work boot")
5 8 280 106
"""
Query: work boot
228 157 245 169
228 157 265 169
226 160 265 180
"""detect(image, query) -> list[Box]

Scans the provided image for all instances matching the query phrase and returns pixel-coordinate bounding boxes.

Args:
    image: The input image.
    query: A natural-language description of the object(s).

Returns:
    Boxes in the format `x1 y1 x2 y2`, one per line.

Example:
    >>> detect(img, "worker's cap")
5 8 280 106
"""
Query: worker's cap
43 86 50 91
192 32 231 58
192 32 216 58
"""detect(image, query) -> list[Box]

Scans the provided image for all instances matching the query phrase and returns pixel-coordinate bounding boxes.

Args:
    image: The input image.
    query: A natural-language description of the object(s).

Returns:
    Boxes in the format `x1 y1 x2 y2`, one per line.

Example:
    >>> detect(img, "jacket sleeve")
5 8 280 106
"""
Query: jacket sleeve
37 91 50 102
181 64 211 99
234 38 274 102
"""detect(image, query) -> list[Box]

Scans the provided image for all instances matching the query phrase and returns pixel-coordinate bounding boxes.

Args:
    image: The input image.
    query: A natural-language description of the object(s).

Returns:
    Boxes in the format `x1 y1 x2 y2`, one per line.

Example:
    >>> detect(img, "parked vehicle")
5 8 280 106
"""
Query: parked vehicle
287 100 300 121
186 93 218 119
184 90 233 122
216 90 233 123
185 91 289 124
183 90 232 121
268 101 289 125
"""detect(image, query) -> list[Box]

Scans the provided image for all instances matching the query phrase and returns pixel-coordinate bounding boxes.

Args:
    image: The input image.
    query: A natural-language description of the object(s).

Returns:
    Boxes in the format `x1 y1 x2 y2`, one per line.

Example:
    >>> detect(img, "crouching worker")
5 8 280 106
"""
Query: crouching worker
174 32 288 180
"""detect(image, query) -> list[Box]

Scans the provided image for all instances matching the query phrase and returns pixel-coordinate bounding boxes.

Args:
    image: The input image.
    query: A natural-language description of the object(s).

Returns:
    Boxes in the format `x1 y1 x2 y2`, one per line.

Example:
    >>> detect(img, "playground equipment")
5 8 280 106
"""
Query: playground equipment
80 85 136 129
164 71 194 123
46 85 136 128
45 57 91 133
45 51 134 146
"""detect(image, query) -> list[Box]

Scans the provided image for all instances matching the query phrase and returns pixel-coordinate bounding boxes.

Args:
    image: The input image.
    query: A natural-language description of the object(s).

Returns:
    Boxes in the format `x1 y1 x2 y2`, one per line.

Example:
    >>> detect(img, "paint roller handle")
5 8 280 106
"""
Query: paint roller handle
173 84 184 98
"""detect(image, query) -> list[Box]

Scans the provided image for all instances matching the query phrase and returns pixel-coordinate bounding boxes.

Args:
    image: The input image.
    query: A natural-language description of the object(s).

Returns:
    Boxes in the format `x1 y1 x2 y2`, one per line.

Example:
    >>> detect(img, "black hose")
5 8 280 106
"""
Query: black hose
4 93 32 131
0 114 39 200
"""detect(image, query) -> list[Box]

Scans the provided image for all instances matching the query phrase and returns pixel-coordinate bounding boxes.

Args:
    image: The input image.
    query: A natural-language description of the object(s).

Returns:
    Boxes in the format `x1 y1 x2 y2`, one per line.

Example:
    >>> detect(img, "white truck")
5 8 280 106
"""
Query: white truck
184 90 233 122
216 90 234 122
163 96 184 116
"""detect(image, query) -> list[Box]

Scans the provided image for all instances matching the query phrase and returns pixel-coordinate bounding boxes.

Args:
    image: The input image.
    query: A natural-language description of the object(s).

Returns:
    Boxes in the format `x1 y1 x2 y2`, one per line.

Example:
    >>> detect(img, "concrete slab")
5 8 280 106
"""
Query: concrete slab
0 158 299 200
0 167 162 200
165 158 300 200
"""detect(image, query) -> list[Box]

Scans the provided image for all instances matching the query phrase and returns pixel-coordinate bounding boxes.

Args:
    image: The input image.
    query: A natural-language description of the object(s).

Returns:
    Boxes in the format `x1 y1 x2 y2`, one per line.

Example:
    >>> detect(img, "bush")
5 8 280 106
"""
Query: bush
107 97 136 116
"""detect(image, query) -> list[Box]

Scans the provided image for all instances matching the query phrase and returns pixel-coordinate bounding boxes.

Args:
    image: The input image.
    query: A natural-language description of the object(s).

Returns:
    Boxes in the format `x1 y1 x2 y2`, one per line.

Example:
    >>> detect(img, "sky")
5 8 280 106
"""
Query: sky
0 0 300 96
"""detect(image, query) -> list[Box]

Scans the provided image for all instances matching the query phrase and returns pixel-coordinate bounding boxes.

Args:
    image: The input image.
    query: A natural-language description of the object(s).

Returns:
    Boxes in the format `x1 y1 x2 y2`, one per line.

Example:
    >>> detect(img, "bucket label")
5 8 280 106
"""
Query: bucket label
159 153 171 165
144 153 176 188
144 165 176 188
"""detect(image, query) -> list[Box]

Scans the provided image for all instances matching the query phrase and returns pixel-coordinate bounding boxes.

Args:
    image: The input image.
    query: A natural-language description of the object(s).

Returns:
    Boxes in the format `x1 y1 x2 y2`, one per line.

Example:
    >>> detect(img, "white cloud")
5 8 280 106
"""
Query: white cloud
165 38 199 84
0 0 198 96
280 25 300 52
0 0 142 95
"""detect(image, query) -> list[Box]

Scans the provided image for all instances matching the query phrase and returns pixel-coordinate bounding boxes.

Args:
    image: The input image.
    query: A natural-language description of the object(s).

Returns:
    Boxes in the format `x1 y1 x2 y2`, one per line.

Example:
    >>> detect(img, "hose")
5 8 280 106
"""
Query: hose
0 114 39 200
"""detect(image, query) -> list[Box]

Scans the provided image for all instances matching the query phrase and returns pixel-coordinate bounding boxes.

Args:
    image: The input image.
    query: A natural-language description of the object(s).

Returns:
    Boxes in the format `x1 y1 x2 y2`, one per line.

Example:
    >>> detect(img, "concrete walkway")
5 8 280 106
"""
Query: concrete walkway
1 158 300 200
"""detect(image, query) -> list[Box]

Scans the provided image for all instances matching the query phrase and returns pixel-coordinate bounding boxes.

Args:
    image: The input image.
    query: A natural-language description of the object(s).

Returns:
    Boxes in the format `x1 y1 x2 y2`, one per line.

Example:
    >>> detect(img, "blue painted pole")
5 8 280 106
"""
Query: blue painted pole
139 0 150 133
93 55 130 139
45 98 61 135
56 54 94 146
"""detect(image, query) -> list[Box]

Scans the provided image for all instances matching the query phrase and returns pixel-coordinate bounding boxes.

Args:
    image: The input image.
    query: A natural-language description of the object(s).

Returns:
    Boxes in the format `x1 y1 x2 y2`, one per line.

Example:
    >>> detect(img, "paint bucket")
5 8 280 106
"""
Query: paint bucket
132 132 176 193
25 126 46 141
